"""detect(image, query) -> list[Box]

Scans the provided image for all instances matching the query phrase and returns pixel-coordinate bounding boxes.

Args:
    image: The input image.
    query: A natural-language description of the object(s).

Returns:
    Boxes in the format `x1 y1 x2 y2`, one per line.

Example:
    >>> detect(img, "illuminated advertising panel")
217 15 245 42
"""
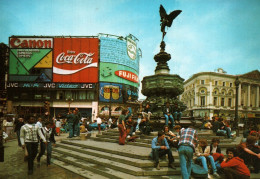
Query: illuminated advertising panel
100 62 139 88
53 38 99 83
7 82 95 89
99 83 123 103
123 85 138 102
9 37 53 82
100 36 140 72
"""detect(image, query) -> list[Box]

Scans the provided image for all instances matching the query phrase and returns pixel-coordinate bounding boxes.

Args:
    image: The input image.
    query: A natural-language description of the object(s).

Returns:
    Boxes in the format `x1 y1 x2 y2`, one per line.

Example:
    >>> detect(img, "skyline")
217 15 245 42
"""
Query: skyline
1 0 259 98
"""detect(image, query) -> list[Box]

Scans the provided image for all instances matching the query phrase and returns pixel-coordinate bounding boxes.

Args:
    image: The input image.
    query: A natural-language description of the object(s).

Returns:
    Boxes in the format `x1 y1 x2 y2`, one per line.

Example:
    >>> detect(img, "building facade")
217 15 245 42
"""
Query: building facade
6 34 141 120
181 68 260 121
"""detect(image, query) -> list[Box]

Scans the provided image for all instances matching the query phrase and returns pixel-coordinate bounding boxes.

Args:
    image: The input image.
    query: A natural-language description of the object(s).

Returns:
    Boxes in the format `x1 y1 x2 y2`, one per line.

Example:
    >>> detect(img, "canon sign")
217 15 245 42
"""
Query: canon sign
10 37 53 48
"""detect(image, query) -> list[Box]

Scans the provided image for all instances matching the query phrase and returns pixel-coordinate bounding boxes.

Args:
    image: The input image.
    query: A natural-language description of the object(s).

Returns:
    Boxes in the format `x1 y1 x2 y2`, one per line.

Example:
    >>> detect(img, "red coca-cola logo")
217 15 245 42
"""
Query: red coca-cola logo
56 52 94 64
115 70 138 83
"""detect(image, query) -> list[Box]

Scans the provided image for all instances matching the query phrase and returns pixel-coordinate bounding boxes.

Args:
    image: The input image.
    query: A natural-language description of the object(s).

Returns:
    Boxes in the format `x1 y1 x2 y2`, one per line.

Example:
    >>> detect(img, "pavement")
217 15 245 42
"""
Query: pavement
0 134 85 179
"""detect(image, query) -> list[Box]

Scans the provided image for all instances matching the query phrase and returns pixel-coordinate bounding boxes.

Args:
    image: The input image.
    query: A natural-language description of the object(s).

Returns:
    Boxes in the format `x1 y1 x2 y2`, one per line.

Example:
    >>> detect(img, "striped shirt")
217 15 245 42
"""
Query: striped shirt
20 124 46 145
178 128 198 151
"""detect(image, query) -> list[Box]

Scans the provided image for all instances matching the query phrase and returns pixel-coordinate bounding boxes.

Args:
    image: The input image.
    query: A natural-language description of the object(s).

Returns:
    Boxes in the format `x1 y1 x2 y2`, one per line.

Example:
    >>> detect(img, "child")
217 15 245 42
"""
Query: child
135 115 142 132
37 121 56 166
210 138 224 162
126 116 136 138
55 119 61 136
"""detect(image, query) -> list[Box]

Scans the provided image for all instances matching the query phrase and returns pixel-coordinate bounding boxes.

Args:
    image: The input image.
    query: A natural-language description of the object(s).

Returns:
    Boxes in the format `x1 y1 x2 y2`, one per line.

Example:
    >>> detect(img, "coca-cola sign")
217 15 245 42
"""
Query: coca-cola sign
53 38 99 83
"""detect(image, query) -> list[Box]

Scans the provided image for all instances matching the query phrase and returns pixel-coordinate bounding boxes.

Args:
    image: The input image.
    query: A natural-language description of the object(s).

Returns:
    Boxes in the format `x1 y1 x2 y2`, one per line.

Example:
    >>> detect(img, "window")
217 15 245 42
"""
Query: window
115 107 122 111
214 90 217 95
213 97 218 106
221 98 225 106
223 82 225 86
215 81 218 86
201 96 205 106
201 80 205 85
79 91 86 100
228 98 232 107
34 94 42 100
201 90 205 94
87 91 94 100
56 91 64 100
230 83 232 87
43 93 50 100
21 93 29 99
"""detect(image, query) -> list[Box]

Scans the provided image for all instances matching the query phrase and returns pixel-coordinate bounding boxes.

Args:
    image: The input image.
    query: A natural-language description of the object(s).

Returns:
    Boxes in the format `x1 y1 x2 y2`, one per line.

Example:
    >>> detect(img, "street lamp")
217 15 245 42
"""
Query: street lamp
234 77 240 137
66 96 74 111
108 86 113 119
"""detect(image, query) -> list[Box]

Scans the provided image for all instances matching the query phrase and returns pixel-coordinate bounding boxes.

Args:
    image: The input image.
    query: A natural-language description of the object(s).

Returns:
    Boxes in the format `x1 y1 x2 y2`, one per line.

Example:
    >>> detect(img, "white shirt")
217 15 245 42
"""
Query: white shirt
36 121 42 128
96 117 102 124
211 146 217 154
56 121 61 128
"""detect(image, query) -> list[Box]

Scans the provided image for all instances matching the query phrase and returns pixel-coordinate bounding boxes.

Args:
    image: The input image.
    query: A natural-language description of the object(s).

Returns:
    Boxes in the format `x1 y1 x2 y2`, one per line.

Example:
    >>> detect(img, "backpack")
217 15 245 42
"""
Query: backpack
191 163 208 178
216 129 226 136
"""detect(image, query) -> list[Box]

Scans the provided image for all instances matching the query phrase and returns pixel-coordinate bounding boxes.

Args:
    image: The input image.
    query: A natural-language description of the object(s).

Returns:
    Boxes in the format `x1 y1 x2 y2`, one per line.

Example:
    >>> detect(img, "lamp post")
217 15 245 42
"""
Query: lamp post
234 77 240 137
109 86 113 119
66 96 74 112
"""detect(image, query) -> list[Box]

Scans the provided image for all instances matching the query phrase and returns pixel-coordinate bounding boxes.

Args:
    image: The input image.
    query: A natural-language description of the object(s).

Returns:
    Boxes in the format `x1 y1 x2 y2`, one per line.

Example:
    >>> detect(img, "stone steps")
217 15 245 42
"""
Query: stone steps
55 142 180 167
50 128 246 179
52 140 181 177
96 129 236 148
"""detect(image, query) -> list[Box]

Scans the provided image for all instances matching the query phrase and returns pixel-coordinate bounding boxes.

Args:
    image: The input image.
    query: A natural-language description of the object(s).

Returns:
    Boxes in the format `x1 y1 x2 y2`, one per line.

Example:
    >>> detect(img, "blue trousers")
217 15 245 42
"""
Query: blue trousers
164 114 174 127
37 142 53 165
178 145 194 179
174 112 182 121
196 155 217 173
68 123 74 138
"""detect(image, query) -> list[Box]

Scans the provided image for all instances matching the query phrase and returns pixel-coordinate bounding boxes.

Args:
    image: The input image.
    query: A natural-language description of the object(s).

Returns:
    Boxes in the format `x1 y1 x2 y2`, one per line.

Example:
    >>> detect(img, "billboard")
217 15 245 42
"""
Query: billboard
9 37 53 82
7 82 95 89
100 36 140 72
100 62 139 88
99 83 123 103
123 85 139 102
53 38 99 83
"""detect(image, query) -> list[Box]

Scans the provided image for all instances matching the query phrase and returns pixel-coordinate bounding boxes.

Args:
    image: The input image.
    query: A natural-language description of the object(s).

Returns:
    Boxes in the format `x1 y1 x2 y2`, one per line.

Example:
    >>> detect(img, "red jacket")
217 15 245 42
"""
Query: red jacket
220 157 250 176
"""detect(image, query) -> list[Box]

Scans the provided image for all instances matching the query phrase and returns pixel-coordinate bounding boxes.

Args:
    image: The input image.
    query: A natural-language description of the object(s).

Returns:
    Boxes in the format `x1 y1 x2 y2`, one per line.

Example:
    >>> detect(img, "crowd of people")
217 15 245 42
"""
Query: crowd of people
1 101 260 178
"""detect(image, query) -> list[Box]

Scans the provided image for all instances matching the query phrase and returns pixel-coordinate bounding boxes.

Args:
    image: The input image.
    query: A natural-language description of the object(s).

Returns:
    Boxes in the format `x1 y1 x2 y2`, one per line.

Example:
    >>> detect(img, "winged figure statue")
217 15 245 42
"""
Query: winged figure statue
160 5 182 41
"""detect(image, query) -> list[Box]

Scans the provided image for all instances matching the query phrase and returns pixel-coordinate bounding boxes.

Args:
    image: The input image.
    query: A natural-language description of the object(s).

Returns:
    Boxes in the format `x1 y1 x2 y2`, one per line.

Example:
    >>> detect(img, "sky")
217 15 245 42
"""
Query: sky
1 0 260 99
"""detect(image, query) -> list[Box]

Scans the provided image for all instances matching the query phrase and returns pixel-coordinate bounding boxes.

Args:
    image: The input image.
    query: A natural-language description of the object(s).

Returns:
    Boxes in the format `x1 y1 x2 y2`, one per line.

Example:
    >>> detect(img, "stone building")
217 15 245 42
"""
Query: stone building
181 68 260 121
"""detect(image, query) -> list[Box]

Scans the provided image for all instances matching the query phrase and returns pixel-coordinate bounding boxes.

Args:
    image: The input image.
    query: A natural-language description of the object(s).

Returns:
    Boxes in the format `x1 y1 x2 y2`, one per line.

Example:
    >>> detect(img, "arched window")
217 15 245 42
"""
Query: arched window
114 107 122 112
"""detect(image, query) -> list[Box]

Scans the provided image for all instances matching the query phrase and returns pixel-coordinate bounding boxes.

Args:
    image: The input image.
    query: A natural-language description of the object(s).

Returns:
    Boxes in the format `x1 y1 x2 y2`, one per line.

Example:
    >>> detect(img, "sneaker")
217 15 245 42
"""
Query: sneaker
132 132 136 135
155 163 160 170
213 172 219 178
168 163 176 169
127 135 130 139
208 173 211 179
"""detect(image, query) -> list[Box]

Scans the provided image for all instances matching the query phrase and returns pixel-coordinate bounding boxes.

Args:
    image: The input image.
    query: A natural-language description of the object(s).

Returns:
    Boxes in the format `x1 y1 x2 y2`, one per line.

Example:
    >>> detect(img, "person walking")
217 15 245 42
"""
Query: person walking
37 121 56 166
14 117 24 147
20 116 46 175
178 126 198 179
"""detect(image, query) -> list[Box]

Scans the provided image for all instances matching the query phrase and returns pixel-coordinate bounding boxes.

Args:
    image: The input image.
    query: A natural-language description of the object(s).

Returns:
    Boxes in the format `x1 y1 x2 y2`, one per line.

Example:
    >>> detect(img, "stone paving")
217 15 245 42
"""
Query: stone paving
0 137 85 179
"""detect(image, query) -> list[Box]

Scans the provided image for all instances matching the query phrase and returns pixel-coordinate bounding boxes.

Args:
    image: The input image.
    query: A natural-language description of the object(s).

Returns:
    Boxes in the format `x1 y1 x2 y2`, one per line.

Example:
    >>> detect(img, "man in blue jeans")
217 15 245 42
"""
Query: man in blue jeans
163 102 175 128
151 131 176 170
178 126 198 179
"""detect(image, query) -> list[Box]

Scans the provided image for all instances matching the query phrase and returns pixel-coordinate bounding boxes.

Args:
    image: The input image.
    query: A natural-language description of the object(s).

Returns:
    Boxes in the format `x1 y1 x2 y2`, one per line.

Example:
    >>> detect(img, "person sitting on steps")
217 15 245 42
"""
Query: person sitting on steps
151 131 176 170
